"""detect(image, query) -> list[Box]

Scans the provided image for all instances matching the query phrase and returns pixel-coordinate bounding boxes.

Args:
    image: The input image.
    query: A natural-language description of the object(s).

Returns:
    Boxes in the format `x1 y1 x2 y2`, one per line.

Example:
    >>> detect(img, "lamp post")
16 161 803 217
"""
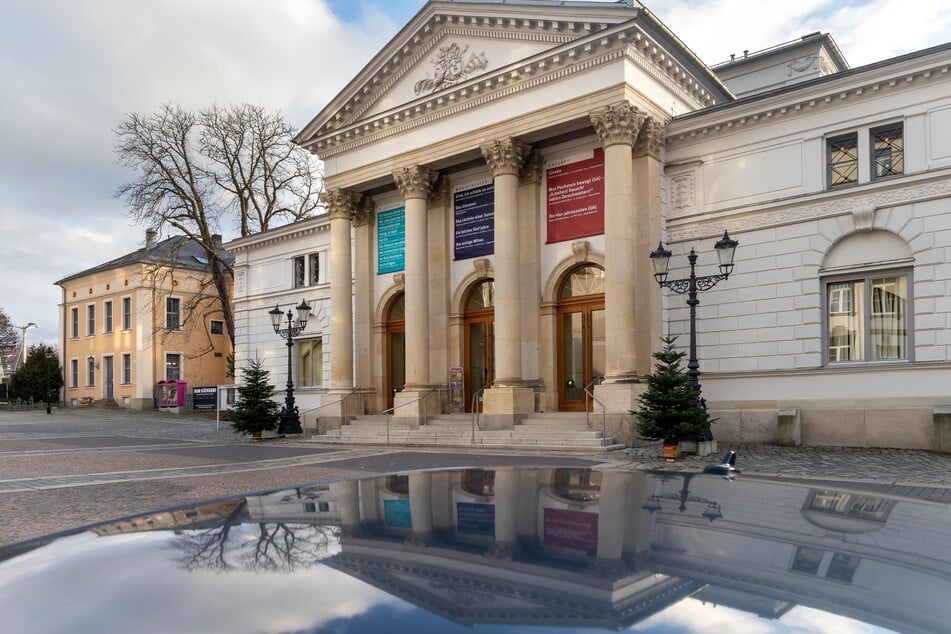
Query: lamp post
649 230 738 406
16 322 37 371
269 299 311 435
45 346 55 415
641 473 724 522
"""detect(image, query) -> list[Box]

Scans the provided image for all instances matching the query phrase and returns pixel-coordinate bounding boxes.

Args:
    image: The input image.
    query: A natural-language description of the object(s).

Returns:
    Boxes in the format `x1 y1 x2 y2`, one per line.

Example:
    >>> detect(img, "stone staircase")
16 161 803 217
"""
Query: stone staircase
308 411 624 451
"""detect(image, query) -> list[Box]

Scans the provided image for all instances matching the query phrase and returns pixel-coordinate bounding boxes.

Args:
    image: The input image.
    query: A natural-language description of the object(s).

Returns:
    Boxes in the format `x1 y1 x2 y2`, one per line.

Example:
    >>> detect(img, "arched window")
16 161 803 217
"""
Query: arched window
821 231 912 363
551 468 601 502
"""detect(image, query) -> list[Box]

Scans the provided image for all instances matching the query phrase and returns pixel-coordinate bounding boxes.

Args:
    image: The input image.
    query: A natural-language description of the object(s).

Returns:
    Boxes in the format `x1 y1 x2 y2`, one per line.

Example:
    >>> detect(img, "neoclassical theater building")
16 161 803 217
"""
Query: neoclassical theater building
263 0 951 448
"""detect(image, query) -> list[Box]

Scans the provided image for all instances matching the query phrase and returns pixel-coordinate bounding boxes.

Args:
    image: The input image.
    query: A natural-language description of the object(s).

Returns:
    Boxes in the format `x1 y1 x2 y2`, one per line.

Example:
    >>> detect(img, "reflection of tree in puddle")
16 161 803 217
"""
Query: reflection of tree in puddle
171 500 340 574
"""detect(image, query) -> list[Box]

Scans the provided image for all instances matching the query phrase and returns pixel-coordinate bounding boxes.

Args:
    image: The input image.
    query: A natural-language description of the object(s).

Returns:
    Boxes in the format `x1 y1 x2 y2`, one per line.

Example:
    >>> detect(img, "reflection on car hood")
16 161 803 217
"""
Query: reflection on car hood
1 465 947 634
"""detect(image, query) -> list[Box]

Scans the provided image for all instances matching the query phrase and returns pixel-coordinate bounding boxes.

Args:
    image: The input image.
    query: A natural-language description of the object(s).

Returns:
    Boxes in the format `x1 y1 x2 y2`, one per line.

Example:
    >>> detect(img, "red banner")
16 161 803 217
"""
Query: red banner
543 508 598 555
546 148 604 244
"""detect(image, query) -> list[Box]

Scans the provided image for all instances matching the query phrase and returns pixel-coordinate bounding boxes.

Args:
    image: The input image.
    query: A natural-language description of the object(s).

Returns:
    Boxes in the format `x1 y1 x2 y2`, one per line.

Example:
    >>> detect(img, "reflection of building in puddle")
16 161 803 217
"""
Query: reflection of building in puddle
90 499 248 537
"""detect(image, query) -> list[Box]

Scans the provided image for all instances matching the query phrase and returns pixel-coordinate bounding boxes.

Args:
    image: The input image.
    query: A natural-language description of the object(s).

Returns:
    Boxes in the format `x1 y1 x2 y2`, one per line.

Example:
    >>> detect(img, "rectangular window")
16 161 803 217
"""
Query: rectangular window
70 308 79 339
293 256 306 288
871 122 903 179
210 320 224 335
122 297 132 331
103 300 113 334
165 353 181 380
826 274 908 363
70 359 78 388
298 338 323 387
790 546 823 575
309 253 320 285
86 305 96 336
825 552 860 584
827 132 858 187
166 297 181 331
87 357 96 386
121 353 132 385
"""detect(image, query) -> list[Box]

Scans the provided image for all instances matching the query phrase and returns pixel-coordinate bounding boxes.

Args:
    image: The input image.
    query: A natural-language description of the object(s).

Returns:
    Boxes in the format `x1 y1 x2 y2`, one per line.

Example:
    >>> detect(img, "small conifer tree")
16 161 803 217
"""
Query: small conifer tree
231 358 282 436
633 336 712 441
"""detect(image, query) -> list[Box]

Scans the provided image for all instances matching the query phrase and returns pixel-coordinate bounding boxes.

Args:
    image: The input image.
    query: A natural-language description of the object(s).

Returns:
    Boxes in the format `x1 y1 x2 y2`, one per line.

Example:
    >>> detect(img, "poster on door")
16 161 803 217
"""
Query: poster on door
545 148 604 244
453 181 494 260
377 205 405 274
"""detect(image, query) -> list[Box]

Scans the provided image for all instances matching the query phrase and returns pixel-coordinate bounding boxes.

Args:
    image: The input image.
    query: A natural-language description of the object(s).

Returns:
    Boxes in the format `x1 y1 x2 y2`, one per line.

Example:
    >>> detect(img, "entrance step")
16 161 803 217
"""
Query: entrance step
309 412 623 451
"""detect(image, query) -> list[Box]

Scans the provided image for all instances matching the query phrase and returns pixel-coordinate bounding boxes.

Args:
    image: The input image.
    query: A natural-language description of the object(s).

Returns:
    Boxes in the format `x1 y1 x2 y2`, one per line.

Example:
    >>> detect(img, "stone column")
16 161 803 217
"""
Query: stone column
480 137 534 429
591 471 630 577
406 472 433 545
486 469 521 559
337 479 361 536
353 196 375 393
633 118 666 378
318 188 361 431
392 165 438 426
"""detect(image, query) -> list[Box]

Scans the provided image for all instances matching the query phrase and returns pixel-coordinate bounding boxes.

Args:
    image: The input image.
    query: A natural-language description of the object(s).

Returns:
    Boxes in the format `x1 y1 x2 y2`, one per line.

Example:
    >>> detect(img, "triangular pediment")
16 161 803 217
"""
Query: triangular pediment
296 1 732 158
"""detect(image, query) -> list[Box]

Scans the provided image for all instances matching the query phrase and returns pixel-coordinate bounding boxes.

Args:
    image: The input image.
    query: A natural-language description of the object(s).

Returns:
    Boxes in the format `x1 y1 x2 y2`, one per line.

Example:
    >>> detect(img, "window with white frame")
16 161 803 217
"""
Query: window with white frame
298 338 323 387
86 356 96 386
166 297 181 331
165 353 181 380
309 253 320 285
104 300 113 334
825 273 909 363
86 304 96 336
70 359 78 388
121 353 132 385
70 307 79 339
121 297 132 331
293 253 321 288
826 122 903 189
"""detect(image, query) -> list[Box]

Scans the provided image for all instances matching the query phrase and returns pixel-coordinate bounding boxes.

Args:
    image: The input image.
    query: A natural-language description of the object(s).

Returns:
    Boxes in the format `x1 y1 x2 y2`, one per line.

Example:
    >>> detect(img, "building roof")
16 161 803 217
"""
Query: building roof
54 235 234 286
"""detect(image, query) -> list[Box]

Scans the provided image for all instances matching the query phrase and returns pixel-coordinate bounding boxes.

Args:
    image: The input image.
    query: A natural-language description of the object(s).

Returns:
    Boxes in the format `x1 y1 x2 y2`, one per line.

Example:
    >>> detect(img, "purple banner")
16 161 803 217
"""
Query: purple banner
543 508 598 555
454 183 494 260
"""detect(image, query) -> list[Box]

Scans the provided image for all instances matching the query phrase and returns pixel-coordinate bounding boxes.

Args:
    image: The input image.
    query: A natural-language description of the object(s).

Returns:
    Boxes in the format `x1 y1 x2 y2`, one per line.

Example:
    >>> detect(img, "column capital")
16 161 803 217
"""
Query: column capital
481 137 531 178
519 148 543 186
320 188 362 221
634 116 666 159
353 195 376 227
429 173 452 208
590 102 646 149
393 165 437 200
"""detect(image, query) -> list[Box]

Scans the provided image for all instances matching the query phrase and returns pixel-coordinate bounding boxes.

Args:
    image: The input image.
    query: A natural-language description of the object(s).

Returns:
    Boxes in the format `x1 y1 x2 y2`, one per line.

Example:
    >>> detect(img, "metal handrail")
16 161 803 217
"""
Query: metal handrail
381 385 445 444
470 388 486 445
303 386 362 416
583 376 608 442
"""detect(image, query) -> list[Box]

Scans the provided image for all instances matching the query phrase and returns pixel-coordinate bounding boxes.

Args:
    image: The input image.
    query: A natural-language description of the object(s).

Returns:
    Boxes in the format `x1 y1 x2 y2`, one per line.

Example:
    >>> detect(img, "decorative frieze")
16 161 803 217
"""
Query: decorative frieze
393 165 438 200
590 102 645 148
481 137 531 177
320 188 362 221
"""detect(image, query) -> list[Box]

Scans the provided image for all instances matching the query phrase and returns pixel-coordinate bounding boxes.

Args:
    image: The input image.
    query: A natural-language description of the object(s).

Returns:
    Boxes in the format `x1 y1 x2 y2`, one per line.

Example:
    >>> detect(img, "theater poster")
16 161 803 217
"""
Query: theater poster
543 508 598 555
377 205 405 274
453 180 494 260
545 148 604 244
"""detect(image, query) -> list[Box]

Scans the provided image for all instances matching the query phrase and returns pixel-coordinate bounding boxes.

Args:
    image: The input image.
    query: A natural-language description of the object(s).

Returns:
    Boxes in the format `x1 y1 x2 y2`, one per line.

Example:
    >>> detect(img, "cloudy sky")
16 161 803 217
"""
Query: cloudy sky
2 0 950 348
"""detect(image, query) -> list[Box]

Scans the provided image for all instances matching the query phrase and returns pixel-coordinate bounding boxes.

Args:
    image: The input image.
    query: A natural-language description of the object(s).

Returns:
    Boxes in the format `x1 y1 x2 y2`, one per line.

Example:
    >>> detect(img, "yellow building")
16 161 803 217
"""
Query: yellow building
55 231 232 409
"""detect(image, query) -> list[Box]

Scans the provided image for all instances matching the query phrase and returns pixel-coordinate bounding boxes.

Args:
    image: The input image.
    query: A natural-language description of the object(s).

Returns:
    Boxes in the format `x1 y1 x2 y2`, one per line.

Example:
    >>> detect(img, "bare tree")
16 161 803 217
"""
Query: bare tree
0 307 18 355
115 104 323 346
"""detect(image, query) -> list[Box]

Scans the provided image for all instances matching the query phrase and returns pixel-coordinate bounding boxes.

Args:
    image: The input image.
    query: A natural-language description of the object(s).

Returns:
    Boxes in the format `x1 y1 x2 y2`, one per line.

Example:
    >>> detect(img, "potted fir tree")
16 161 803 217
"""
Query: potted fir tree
231 359 282 440
633 336 714 459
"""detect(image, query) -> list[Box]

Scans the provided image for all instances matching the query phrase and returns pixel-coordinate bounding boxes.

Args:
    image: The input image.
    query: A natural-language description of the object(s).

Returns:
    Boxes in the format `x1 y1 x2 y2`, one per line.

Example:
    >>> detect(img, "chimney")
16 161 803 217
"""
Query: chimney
145 229 157 248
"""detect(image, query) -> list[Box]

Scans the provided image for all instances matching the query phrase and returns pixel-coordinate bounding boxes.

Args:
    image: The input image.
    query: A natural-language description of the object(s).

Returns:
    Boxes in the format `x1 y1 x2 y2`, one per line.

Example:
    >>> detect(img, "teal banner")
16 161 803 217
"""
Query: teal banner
377 206 405 274
384 499 412 528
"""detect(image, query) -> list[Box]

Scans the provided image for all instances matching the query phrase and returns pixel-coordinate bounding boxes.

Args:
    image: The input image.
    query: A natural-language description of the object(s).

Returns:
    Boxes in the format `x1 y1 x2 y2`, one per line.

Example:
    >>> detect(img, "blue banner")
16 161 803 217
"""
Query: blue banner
453 183 494 260
457 502 495 536
377 206 405 274
383 499 412 528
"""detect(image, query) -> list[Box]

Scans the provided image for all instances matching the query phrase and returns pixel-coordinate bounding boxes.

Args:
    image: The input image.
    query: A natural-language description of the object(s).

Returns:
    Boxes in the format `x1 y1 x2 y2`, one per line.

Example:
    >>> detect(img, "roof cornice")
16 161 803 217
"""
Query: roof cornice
226 216 331 254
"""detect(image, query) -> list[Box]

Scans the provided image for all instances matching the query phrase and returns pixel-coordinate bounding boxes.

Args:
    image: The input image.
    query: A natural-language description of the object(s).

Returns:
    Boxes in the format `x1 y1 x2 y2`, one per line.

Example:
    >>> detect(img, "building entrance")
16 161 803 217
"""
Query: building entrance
556 265 605 411
464 280 494 412
385 293 405 411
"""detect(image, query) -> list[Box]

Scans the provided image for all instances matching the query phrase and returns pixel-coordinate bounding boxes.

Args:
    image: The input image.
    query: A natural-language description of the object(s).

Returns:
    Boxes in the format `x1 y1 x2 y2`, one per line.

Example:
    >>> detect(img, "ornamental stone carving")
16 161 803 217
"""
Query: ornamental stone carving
571 240 590 263
634 117 665 159
481 137 531 178
473 258 490 278
671 173 695 211
519 149 543 186
853 201 876 232
393 273 405 291
429 174 452 207
590 102 645 148
393 165 437 200
320 188 362 221
413 43 488 95
353 195 376 227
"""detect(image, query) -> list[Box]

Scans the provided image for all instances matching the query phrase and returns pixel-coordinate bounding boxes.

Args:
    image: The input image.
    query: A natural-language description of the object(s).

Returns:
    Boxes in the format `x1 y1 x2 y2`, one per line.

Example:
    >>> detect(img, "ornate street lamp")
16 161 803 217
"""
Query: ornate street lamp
641 474 724 522
269 299 311 435
649 230 738 406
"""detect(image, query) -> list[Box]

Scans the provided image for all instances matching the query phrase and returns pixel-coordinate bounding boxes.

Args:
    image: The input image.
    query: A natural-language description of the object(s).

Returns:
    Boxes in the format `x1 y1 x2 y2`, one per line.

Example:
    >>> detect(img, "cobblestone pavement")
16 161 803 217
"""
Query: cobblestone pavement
3 407 951 547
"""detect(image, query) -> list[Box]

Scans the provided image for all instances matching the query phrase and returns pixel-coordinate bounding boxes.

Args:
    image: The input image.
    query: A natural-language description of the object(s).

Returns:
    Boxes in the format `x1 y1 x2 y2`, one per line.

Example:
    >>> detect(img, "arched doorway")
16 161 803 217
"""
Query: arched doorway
556 265 605 411
385 293 405 410
464 279 494 412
